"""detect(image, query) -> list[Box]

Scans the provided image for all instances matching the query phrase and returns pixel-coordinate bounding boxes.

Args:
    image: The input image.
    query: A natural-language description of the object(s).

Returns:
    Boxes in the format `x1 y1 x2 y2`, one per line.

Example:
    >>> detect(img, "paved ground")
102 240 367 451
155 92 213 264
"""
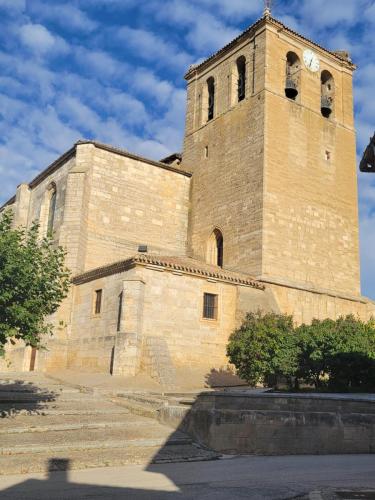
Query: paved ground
0 454 375 499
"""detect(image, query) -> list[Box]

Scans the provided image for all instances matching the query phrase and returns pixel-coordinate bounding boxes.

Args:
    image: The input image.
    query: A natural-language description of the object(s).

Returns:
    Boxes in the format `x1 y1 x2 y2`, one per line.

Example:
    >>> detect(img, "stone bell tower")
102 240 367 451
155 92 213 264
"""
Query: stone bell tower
182 14 360 297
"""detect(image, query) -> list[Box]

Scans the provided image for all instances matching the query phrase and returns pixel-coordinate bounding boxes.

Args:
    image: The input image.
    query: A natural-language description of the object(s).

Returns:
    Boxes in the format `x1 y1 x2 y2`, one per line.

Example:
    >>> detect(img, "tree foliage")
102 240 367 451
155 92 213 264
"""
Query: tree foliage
0 210 70 355
226 311 298 387
227 310 375 392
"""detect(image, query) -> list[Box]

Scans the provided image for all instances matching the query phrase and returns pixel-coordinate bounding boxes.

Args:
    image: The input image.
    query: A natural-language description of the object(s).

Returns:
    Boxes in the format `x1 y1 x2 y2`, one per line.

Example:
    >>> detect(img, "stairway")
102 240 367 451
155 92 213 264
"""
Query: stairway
0 374 219 475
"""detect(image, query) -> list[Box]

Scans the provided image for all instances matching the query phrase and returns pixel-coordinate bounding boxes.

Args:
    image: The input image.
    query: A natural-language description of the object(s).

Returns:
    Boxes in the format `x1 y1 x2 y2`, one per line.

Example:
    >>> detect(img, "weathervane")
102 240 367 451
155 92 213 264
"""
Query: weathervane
264 0 272 17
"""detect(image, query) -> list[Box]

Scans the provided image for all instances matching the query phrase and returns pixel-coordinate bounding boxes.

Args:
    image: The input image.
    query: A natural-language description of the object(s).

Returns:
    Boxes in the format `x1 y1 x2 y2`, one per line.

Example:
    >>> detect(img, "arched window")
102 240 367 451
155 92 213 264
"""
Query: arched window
237 56 246 102
207 229 224 267
321 70 334 118
207 77 215 121
46 183 56 236
285 51 300 101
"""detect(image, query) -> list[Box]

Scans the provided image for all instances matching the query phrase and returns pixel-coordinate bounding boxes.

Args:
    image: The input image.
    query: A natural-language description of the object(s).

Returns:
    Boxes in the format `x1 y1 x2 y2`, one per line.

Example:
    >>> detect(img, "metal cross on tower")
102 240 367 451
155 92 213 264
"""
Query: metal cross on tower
264 0 273 16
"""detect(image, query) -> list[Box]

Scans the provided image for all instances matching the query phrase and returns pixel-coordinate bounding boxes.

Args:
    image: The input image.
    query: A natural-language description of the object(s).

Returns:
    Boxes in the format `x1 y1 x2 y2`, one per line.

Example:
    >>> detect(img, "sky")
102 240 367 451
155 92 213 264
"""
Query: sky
0 0 374 296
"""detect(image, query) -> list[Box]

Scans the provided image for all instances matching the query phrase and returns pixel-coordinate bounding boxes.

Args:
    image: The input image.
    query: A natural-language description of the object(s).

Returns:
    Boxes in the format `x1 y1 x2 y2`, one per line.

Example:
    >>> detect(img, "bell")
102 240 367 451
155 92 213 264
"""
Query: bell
285 78 298 99
321 96 332 118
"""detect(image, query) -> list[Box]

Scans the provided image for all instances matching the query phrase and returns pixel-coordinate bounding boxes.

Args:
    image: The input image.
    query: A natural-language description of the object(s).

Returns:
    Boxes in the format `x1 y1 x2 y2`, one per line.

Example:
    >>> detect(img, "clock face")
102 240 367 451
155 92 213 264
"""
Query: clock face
303 49 320 72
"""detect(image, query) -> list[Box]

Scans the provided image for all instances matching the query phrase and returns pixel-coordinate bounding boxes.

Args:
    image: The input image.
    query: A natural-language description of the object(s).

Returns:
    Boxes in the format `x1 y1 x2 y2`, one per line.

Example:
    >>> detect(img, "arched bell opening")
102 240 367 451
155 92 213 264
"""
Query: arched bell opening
321 70 335 118
236 56 246 102
285 52 300 101
207 77 215 121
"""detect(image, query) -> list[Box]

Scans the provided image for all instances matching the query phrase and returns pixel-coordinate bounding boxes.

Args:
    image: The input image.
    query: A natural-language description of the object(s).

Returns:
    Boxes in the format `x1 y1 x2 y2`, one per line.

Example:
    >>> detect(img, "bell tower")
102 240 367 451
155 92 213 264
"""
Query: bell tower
182 14 360 296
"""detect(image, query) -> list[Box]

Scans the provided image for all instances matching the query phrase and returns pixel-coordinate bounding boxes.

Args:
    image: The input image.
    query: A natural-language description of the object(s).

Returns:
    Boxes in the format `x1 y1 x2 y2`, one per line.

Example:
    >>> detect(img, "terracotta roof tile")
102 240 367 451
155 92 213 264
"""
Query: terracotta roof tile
73 254 264 289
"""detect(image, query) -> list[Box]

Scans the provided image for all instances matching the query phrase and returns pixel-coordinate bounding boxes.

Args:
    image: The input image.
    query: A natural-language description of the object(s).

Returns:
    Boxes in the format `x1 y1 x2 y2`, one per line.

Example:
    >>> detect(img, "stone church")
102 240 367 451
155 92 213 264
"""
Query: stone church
1 13 374 381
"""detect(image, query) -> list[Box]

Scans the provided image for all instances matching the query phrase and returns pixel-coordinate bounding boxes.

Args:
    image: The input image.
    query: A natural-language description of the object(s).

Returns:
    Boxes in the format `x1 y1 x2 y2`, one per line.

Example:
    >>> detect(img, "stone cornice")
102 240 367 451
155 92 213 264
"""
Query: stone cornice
73 254 264 290
185 15 354 80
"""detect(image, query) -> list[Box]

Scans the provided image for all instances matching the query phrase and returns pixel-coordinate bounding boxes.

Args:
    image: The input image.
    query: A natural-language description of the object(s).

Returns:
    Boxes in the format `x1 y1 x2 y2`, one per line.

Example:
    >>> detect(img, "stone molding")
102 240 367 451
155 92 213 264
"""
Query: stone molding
72 254 264 290
185 15 354 80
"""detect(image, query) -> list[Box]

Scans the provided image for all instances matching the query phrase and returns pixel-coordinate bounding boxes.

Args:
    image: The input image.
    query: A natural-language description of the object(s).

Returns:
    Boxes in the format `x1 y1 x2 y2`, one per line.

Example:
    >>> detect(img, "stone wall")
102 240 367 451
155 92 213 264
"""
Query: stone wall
67 263 270 378
262 25 360 296
183 27 266 277
175 391 375 455
83 145 191 271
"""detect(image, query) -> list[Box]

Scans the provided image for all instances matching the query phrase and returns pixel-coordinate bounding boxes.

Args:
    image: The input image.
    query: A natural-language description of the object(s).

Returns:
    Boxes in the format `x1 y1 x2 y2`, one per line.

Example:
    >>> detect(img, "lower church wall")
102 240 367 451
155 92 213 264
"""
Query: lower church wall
265 281 375 324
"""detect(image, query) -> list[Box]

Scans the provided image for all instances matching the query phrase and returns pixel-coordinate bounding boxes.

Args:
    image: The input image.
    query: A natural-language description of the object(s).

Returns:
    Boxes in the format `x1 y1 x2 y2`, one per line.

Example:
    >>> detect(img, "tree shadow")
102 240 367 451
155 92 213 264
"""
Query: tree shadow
204 367 247 388
0 379 56 418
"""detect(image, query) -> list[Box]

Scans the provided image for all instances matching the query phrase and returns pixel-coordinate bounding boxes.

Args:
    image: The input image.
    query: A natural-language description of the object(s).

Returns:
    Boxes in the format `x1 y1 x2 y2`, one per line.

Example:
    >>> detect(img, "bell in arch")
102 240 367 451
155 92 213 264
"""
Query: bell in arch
321 95 332 118
285 78 298 99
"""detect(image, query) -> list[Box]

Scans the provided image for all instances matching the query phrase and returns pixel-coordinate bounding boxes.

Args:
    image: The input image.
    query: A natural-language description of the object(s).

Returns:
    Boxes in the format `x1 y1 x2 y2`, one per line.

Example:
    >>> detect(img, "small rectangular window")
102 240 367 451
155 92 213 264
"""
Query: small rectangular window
203 293 218 320
204 145 209 158
94 289 102 315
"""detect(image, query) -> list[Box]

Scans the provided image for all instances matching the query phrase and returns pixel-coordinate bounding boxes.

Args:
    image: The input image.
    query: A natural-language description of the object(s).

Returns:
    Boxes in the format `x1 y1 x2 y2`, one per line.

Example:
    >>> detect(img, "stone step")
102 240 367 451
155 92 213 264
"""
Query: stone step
115 392 168 409
0 398 127 415
0 424 189 454
0 442 220 475
0 391 94 403
0 429 192 456
110 397 159 419
0 416 153 434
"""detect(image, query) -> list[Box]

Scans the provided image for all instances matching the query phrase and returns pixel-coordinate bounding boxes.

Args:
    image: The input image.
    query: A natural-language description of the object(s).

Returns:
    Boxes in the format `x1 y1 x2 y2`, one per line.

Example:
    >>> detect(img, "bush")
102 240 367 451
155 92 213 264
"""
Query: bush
228 311 375 392
296 315 375 391
227 311 299 387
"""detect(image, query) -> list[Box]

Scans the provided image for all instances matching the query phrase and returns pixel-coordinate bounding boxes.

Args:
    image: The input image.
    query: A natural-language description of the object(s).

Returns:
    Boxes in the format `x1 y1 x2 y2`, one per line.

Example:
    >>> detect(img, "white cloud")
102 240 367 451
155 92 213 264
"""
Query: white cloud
19 23 69 55
299 0 365 28
0 0 25 12
29 2 97 32
117 26 192 70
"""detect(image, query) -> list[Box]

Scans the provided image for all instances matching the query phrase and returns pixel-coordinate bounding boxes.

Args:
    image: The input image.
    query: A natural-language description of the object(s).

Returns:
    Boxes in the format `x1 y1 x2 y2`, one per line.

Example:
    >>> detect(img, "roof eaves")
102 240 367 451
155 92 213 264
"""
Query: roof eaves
77 140 192 178
0 145 77 211
73 254 264 290
185 15 354 79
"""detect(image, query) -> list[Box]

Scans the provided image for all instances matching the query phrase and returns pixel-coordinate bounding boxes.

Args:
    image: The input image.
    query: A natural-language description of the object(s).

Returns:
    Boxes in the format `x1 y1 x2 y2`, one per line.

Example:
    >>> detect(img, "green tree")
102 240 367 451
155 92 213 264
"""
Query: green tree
0 210 70 356
296 315 375 391
227 311 299 387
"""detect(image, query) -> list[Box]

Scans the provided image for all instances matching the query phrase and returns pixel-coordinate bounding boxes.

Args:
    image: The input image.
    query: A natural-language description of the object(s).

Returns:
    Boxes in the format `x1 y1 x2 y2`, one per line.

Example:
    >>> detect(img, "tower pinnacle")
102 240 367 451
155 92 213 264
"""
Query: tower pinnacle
264 0 272 17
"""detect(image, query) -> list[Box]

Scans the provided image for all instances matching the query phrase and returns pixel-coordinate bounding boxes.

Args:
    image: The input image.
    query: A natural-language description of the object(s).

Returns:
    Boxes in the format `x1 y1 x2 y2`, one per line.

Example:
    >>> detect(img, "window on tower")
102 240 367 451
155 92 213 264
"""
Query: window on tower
207 77 215 121
321 70 335 118
207 228 224 267
236 56 246 102
285 51 301 101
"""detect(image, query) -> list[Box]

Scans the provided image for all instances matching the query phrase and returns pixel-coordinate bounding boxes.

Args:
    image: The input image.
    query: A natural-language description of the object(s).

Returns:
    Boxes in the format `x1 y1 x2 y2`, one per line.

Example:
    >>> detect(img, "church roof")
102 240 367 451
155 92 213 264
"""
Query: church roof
0 141 191 211
73 254 264 290
185 14 355 79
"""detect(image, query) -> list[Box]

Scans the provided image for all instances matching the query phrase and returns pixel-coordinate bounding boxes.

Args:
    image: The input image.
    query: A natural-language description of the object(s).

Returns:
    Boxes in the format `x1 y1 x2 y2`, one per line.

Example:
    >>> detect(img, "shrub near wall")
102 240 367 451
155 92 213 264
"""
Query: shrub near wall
227 312 375 391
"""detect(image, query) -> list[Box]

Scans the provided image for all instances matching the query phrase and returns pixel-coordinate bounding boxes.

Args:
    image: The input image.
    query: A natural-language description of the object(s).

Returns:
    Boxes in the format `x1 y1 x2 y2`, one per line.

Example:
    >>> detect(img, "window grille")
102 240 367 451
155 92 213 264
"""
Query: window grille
203 293 218 320
94 289 102 315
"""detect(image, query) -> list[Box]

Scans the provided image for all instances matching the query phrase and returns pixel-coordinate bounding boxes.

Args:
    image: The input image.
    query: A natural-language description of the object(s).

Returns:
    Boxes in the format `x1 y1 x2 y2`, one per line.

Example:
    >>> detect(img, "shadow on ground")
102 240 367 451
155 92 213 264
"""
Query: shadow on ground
0 379 56 418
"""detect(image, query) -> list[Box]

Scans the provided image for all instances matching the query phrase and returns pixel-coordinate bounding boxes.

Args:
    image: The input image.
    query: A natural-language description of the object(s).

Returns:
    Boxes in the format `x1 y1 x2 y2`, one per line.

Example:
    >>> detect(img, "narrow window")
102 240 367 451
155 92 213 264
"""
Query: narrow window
237 56 246 102
94 289 102 315
207 77 215 121
47 185 56 236
207 228 224 267
216 231 223 267
285 52 300 101
321 70 334 118
204 145 209 158
203 293 218 320
117 291 123 332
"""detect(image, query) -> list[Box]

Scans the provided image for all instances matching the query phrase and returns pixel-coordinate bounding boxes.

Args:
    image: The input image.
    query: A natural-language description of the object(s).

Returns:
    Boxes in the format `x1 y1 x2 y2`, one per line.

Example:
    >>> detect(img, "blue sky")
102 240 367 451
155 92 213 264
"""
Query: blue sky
0 0 374 296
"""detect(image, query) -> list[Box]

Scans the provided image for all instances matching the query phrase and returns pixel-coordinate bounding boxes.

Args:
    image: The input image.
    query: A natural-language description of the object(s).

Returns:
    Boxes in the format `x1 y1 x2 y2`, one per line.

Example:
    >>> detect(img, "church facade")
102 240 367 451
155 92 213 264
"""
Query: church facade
1 15 374 382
